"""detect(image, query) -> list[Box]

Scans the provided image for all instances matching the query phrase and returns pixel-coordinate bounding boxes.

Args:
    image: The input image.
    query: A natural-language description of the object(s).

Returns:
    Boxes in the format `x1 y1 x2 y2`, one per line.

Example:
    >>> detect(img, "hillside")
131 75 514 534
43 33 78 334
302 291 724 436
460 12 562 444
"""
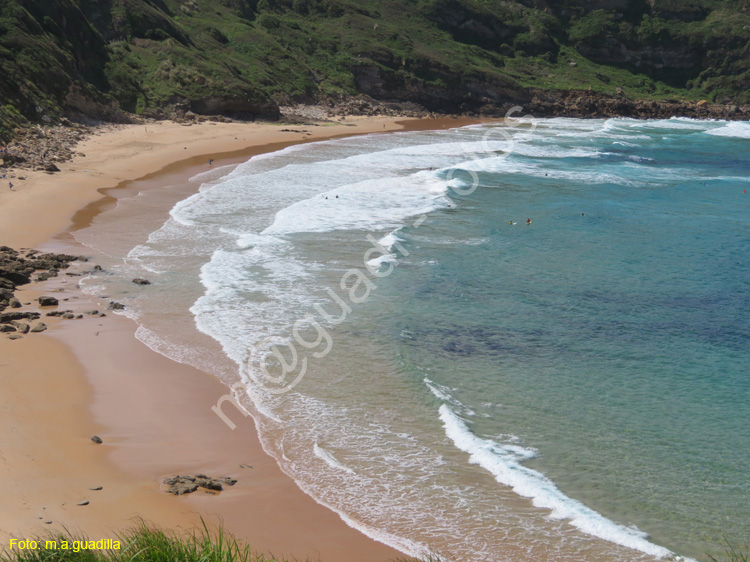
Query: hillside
1 0 750 139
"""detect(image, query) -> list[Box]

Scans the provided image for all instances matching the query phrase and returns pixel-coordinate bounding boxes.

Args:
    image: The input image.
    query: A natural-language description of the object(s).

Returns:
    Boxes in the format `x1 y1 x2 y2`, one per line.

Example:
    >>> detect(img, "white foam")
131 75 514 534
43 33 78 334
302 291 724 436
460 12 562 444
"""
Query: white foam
366 230 405 271
705 121 750 139
314 443 356 474
261 174 451 236
439 405 677 559
116 121 710 562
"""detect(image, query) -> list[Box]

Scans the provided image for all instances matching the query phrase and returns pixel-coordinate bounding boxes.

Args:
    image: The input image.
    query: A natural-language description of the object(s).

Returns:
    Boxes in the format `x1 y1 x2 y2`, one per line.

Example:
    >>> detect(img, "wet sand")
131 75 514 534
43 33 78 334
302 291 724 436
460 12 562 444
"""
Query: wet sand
0 115 476 560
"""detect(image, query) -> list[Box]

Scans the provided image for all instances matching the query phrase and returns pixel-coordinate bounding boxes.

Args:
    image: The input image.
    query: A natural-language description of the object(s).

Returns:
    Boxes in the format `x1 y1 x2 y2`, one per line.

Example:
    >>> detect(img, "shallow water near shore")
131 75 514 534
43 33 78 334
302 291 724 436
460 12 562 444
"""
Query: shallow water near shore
76 118 749 561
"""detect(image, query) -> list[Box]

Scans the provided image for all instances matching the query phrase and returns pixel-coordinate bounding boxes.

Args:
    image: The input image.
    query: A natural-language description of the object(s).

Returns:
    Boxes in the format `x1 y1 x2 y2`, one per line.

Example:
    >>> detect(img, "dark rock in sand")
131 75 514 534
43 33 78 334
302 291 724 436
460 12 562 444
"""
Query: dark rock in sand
62 313 75 319
90 486 103 491
0 325 16 332
132 278 151 285
86 310 99 315
46 311 64 317
7 334 23 340
38 296 59 306
0 311 39 322
11 321 30 334
163 474 237 495
77 501 89 506
9 297 21 308
91 435 103 444
0 269 31 285
30 322 47 333
108 301 125 310
44 163 61 173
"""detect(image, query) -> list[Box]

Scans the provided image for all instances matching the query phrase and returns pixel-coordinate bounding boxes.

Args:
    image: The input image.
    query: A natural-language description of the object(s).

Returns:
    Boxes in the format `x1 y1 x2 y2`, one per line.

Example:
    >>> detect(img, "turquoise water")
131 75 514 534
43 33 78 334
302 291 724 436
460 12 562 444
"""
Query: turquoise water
79 118 750 561
378 119 750 557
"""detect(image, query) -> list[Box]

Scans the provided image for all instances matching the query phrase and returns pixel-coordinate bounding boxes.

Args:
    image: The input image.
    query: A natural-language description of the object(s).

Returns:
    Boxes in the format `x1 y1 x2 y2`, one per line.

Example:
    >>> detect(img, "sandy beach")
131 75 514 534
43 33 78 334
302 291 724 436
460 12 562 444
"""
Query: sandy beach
0 115 471 561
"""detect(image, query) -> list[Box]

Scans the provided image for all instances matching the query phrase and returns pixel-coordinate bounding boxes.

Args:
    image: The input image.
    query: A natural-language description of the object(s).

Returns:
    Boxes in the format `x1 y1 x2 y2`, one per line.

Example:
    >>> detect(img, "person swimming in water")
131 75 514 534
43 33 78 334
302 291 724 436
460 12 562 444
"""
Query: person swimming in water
526 218 531 224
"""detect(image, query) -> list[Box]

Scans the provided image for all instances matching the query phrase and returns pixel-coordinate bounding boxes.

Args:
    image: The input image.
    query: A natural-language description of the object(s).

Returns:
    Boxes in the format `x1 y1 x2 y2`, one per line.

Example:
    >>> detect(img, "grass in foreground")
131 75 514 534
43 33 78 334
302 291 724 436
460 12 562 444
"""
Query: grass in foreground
1 520 437 562
2 521 287 562
1 521 746 562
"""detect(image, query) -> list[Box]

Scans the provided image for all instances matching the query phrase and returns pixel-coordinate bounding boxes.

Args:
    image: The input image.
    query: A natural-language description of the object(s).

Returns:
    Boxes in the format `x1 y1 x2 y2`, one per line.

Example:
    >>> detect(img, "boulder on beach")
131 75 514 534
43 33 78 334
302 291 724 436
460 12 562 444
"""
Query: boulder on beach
38 296 59 306
163 474 238 495
30 322 47 333
91 435 103 444
0 311 39 322
132 278 151 285
11 321 29 334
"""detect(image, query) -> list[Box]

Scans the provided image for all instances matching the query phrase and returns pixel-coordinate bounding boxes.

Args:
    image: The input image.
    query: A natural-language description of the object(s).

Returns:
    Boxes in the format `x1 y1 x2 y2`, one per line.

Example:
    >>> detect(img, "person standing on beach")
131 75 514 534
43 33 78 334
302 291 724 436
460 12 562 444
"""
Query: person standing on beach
9 181 13 190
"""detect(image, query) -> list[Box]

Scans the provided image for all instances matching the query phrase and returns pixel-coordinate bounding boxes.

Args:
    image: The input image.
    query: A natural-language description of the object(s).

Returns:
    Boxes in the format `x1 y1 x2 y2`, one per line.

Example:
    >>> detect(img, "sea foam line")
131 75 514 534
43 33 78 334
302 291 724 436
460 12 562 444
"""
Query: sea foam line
438 405 685 560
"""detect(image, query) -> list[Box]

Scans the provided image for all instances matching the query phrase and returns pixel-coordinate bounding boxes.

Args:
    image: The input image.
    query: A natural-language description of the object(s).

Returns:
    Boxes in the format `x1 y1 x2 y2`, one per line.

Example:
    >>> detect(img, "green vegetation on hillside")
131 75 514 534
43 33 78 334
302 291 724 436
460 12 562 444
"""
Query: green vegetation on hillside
1 0 750 140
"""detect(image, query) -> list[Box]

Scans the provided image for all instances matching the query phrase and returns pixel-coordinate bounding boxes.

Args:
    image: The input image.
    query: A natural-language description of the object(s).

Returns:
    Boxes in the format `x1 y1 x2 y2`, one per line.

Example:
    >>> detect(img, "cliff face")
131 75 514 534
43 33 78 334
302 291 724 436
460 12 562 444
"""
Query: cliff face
1 0 750 139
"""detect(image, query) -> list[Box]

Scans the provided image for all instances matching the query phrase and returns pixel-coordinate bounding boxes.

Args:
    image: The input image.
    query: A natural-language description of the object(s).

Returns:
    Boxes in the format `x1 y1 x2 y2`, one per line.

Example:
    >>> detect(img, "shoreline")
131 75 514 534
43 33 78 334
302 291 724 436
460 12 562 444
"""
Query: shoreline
0 115 479 560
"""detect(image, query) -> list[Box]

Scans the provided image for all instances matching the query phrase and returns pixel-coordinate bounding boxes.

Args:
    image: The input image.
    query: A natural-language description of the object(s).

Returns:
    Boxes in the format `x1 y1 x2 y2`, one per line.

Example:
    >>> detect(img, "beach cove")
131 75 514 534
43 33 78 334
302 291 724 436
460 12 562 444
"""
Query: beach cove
0 115 452 562
1 115 748 562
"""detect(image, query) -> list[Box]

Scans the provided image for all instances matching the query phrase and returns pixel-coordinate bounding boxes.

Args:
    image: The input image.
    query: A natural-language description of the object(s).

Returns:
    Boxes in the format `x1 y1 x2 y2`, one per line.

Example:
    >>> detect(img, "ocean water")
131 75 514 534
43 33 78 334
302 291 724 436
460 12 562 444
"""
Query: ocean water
76 117 750 561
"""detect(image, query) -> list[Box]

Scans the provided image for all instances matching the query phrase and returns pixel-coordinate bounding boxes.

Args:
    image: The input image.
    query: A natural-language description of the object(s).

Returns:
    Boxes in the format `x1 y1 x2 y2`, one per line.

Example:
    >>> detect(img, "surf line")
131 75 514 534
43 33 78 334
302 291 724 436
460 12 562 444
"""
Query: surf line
212 223 416 433
212 105 538 427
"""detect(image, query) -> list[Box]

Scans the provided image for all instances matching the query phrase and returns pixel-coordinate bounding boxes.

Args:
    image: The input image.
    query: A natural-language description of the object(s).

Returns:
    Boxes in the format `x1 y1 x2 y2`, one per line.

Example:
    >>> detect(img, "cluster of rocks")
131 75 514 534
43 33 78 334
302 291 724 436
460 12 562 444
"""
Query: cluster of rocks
0 120 92 176
1 246 81 304
526 90 750 121
163 474 238 495
281 96 435 123
0 246 89 338
328 96 433 118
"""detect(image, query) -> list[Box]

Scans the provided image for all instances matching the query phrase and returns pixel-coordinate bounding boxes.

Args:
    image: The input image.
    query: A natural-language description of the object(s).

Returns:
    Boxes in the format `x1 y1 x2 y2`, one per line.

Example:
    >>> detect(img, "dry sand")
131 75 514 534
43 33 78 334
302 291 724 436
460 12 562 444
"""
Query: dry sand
0 115 470 560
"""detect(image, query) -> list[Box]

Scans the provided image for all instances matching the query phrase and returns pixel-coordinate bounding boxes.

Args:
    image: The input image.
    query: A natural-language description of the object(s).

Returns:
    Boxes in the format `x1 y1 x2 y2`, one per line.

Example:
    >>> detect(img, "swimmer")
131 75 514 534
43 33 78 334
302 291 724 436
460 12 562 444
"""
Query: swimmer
526 218 531 224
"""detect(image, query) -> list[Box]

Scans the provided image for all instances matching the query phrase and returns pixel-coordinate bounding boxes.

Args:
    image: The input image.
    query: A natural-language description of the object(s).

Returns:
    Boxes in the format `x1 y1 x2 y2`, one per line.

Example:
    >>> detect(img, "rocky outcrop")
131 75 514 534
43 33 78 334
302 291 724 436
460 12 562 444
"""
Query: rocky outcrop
1 123 92 173
0 247 80 292
189 94 281 121
0 246 95 337
350 63 526 115
526 90 750 121
163 474 238 495
0 311 40 322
